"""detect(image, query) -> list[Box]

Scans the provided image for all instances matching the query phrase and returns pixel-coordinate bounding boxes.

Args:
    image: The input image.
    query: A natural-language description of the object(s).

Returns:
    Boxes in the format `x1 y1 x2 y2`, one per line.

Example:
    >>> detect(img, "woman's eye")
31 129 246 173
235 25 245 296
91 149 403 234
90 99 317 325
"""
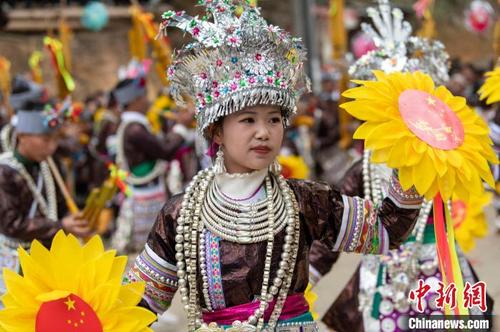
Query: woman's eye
240 118 255 123
270 117 282 123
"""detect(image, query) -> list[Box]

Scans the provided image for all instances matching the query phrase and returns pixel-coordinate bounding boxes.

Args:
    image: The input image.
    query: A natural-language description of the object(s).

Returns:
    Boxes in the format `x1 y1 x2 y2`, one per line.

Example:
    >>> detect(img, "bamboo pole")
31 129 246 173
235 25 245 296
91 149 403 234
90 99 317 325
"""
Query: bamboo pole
46 156 79 214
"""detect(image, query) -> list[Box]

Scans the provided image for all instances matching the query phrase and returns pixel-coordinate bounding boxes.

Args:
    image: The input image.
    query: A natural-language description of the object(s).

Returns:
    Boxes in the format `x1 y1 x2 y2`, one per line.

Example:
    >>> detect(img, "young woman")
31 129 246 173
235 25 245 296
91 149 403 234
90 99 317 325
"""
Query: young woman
125 1 423 331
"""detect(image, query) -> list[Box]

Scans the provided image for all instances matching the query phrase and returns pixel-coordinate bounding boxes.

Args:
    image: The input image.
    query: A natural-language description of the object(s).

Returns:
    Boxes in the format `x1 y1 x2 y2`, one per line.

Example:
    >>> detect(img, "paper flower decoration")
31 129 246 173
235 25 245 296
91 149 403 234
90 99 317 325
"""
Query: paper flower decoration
351 32 376 59
341 70 497 201
0 231 155 332
478 67 500 105
465 0 494 34
342 70 498 316
452 190 492 253
277 155 310 179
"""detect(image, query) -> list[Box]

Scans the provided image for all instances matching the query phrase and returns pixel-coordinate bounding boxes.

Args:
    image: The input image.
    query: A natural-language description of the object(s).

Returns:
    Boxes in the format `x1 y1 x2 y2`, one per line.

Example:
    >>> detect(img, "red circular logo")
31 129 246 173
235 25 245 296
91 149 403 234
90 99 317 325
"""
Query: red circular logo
399 90 464 150
36 294 103 332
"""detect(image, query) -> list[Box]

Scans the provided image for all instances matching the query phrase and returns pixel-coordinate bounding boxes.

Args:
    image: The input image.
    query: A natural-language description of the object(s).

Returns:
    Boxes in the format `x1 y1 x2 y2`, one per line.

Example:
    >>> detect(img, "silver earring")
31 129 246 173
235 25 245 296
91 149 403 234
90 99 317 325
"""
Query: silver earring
269 158 282 175
214 146 227 175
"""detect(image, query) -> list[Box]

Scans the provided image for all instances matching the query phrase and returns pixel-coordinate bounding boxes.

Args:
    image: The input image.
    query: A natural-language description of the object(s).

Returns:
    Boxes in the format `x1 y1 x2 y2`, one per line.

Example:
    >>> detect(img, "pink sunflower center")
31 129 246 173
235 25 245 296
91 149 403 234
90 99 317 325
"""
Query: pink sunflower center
398 89 464 150
36 294 103 332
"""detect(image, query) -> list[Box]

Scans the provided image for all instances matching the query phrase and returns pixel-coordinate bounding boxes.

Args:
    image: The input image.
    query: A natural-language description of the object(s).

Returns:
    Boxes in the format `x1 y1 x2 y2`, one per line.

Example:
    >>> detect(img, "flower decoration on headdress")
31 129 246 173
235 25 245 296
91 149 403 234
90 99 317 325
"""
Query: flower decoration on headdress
43 97 80 129
118 59 152 82
0 231 156 331
159 0 310 133
478 66 500 105
342 70 496 202
349 0 449 85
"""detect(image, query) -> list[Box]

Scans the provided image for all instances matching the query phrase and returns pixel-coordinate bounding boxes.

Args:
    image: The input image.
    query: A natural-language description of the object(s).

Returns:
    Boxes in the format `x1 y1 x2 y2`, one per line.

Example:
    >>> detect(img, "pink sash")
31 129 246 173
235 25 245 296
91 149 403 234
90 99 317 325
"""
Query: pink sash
202 293 309 326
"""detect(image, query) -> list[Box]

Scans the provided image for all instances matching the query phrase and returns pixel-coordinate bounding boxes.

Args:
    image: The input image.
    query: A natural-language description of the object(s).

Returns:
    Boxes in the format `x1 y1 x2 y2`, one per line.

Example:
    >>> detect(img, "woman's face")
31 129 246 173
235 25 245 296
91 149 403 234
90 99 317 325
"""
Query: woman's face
214 105 284 174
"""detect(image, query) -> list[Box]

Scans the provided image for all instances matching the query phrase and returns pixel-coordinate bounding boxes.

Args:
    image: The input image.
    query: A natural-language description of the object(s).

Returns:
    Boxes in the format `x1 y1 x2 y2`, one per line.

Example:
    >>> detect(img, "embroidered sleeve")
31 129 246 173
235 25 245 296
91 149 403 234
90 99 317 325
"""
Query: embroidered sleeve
124 244 178 314
332 196 390 254
331 172 422 254
387 172 422 209
289 173 422 254
124 195 183 314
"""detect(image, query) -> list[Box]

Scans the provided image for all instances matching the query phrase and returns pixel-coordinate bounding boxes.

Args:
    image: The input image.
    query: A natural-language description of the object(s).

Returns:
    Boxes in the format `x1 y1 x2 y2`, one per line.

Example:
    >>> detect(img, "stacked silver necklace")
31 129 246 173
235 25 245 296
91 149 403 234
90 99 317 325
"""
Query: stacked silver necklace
175 167 301 332
201 177 287 244
361 150 436 314
0 152 57 220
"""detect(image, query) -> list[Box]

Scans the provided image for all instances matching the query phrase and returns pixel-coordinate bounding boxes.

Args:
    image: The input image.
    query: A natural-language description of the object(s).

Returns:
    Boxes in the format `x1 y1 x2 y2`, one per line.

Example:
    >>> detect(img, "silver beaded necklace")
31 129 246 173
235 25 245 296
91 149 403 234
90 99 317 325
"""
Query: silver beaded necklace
201 177 288 244
0 152 57 221
175 168 301 332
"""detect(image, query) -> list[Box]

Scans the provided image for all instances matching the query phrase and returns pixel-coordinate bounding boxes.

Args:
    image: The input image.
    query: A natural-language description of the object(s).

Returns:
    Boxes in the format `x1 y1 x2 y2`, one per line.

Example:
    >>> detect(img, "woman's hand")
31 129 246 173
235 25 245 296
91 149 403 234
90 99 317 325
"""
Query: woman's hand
62 212 94 238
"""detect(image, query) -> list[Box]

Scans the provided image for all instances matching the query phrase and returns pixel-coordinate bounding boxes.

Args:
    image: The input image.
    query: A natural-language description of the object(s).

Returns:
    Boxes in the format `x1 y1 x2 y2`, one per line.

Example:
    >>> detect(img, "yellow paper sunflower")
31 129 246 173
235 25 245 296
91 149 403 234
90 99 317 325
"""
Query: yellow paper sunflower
478 67 500 105
341 70 497 201
452 190 492 253
0 230 156 332
277 155 310 179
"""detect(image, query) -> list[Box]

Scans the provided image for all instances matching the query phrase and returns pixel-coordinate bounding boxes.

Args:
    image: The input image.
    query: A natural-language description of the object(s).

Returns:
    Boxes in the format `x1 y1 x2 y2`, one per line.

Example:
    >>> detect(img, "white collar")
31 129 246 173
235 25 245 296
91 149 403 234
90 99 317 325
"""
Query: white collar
121 111 149 127
215 168 268 201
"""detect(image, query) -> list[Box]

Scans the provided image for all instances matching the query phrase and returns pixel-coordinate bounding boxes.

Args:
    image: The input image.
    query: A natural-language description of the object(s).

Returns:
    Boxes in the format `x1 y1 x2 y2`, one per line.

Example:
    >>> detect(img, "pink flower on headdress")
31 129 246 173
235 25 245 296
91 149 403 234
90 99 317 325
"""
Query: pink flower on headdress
267 77 273 84
229 36 239 45
212 81 219 88
276 71 282 78
234 72 241 79
200 72 208 80
248 76 256 84
167 67 175 77
230 82 238 91
192 27 201 36
255 53 262 61
214 90 220 98
176 11 185 16
216 59 223 67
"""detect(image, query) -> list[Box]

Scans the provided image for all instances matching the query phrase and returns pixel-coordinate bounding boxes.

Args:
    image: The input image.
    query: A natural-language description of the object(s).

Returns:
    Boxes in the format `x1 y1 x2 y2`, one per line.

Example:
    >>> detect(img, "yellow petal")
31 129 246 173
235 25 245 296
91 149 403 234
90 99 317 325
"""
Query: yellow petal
353 121 379 139
412 154 436 195
83 234 105 260
36 289 71 302
398 167 414 191
116 282 146 306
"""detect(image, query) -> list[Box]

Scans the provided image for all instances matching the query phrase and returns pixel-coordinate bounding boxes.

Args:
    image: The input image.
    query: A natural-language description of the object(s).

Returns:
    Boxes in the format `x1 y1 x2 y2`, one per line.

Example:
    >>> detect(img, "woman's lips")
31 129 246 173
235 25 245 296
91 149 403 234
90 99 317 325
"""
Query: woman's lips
251 146 272 154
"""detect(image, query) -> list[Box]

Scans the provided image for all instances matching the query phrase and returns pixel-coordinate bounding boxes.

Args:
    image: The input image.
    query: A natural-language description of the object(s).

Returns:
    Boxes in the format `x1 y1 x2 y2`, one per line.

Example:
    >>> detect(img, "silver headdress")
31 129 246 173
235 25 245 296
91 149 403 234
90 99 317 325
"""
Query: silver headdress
160 0 309 134
349 0 449 84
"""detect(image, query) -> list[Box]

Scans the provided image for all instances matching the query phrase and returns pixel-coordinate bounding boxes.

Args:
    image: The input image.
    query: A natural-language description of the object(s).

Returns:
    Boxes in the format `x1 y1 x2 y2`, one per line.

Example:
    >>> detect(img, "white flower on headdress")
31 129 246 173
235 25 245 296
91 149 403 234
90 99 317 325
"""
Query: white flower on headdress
242 52 273 75
380 55 407 73
226 33 241 47
267 25 281 34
